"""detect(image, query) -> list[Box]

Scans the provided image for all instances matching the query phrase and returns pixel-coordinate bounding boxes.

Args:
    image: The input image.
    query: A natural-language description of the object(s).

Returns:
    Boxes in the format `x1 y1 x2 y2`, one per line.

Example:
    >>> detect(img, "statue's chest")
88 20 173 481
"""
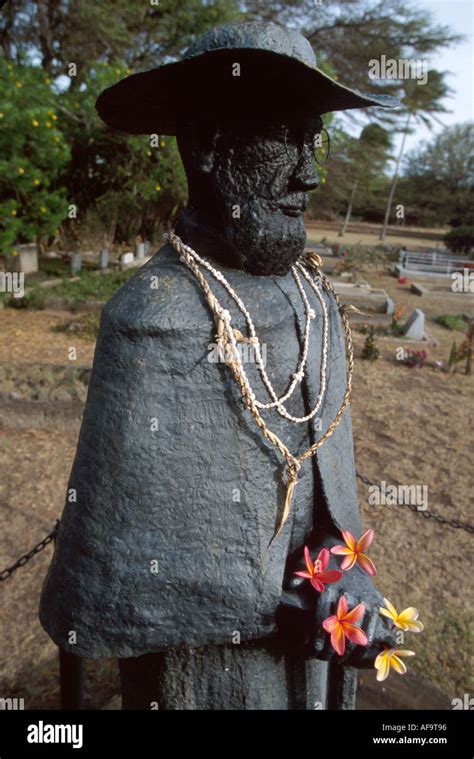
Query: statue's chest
196 267 332 546
209 267 329 455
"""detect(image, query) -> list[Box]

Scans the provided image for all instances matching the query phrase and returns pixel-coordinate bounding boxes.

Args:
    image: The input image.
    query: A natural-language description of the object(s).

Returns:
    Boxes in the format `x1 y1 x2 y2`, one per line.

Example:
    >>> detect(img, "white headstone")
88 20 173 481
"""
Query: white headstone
99 249 109 269
403 309 425 340
7 243 38 274
70 252 82 274
121 252 134 265
136 242 145 259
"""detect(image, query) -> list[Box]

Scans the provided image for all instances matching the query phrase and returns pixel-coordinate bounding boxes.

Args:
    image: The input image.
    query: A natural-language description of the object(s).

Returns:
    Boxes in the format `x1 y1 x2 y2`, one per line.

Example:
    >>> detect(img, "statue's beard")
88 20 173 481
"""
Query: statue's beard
222 199 307 276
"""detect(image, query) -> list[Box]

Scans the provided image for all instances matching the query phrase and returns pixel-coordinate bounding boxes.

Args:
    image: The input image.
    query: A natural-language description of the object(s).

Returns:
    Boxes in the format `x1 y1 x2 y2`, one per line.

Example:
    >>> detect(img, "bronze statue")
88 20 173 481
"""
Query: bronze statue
39 21 399 710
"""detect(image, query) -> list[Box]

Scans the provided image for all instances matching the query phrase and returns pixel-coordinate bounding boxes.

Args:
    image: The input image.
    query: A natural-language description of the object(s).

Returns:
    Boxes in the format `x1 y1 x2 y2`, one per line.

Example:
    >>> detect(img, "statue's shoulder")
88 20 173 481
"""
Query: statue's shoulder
101 243 212 333
101 242 302 336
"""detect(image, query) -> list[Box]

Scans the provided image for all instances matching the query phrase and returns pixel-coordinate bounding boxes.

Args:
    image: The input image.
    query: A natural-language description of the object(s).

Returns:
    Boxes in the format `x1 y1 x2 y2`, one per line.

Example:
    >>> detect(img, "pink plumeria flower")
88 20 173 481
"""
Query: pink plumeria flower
294 546 342 592
330 529 377 576
322 595 368 656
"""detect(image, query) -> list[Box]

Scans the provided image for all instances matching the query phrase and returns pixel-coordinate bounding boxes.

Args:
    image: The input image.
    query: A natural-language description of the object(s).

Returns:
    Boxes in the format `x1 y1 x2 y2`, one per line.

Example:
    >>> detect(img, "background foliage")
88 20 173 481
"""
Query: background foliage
0 0 471 254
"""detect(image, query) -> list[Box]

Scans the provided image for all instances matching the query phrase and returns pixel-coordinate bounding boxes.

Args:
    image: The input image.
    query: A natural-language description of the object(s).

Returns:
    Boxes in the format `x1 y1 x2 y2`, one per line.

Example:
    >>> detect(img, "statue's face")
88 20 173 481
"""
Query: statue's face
179 113 323 276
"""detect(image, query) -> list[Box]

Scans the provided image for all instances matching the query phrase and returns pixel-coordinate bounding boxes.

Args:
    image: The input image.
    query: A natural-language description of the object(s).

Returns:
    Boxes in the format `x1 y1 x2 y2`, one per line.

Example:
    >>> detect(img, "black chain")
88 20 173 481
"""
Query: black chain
1 469 473 584
0 521 59 582
356 472 474 534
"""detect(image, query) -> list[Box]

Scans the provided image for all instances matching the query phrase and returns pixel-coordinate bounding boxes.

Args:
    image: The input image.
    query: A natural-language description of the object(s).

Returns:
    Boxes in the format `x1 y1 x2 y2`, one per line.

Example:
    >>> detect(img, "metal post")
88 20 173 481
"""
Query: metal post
59 649 84 710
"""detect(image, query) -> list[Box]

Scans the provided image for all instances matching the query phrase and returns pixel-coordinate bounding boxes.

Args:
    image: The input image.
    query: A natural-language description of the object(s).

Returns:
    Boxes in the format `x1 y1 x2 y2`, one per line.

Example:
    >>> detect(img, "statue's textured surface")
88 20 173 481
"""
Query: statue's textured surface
39 21 398 709
39 245 360 657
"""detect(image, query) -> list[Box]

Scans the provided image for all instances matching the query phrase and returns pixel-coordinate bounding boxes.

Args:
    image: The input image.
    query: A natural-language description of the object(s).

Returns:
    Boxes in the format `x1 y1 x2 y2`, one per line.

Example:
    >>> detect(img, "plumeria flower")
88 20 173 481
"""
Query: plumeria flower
379 598 424 632
330 529 377 576
375 648 416 681
293 546 342 592
322 595 368 656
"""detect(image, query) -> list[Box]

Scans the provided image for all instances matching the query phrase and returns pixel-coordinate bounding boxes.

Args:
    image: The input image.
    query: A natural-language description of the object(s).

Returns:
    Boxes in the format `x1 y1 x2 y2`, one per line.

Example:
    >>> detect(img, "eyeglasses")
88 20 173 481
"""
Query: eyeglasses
283 126 331 167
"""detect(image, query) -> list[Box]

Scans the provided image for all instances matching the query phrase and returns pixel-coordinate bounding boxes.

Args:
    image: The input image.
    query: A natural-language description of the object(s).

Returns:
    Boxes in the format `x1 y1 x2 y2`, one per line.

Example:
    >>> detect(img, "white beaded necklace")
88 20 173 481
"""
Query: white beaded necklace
168 236 329 424
166 229 354 545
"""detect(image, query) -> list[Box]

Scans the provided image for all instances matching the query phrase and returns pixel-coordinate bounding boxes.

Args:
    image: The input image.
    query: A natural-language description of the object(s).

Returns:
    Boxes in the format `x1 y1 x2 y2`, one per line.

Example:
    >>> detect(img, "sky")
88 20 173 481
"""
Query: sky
395 0 473 155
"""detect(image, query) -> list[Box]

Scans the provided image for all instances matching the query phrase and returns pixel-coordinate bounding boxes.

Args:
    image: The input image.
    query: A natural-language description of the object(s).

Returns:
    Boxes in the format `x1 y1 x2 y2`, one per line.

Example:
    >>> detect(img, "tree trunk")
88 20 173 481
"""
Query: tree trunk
380 113 411 241
339 179 358 237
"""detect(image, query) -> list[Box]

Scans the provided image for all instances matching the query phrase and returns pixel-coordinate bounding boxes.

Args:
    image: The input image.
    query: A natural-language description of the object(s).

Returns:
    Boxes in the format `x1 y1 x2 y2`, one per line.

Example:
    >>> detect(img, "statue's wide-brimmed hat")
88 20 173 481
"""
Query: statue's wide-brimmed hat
96 21 398 135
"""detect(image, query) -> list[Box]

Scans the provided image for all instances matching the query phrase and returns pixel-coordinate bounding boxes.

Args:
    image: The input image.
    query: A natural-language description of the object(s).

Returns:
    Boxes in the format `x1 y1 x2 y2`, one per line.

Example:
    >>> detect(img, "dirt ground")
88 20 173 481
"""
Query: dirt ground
0 281 472 709
0 309 95 365
307 221 447 249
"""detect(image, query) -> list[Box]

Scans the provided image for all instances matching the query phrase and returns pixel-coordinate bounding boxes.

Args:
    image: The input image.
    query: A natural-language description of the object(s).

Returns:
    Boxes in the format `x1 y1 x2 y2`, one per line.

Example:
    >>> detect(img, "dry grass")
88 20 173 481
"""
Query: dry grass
307 221 448 249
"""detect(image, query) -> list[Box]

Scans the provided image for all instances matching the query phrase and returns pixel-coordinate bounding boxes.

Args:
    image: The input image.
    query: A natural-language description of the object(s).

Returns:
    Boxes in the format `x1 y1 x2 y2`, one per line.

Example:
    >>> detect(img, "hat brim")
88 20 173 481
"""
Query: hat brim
96 48 399 135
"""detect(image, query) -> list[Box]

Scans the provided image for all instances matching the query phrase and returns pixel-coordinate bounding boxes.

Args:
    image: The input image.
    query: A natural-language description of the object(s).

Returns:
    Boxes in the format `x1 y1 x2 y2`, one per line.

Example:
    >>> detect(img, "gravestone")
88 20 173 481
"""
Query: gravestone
120 252 134 266
99 249 109 269
70 253 82 275
7 244 38 274
410 283 428 297
403 309 425 340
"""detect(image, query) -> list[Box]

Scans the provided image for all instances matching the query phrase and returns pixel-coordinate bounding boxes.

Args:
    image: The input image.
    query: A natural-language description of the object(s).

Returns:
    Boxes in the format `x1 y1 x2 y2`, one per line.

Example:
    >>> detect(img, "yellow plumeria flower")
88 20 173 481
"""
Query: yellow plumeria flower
125 68 131 75
15 81 22 88
34 178 40 186
159 140 165 148
0 113 3 118
46 121 52 128
115 68 121 75
380 598 424 632
155 184 161 191
32 119 39 127
18 167 24 174
52 114 58 120
11 210 17 216
40 207 47 213
375 648 415 681
45 78 51 84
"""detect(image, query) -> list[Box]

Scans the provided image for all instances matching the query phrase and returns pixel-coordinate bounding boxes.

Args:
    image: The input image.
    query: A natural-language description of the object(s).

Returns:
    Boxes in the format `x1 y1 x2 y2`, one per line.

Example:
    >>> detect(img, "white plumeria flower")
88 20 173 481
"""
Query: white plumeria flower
379 598 424 632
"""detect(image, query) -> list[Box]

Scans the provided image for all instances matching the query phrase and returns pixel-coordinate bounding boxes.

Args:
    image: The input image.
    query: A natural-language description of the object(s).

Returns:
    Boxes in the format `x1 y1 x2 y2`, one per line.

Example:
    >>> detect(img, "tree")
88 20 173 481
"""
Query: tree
0 1 242 246
0 0 463 245
397 123 474 228
244 0 460 112
338 124 392 235
0 58 70 255
361 326 380 361
379 70 451 240
1 0 242 81
56 62 188 246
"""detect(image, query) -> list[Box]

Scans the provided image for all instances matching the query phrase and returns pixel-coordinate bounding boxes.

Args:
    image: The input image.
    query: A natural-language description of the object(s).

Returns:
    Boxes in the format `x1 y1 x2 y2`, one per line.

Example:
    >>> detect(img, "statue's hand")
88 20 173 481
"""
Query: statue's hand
279 537 397 667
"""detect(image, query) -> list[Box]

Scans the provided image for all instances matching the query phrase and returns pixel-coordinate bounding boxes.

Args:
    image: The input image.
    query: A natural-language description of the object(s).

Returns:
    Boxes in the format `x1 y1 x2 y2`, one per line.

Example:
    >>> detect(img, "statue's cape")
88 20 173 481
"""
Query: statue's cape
39 244 361 658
